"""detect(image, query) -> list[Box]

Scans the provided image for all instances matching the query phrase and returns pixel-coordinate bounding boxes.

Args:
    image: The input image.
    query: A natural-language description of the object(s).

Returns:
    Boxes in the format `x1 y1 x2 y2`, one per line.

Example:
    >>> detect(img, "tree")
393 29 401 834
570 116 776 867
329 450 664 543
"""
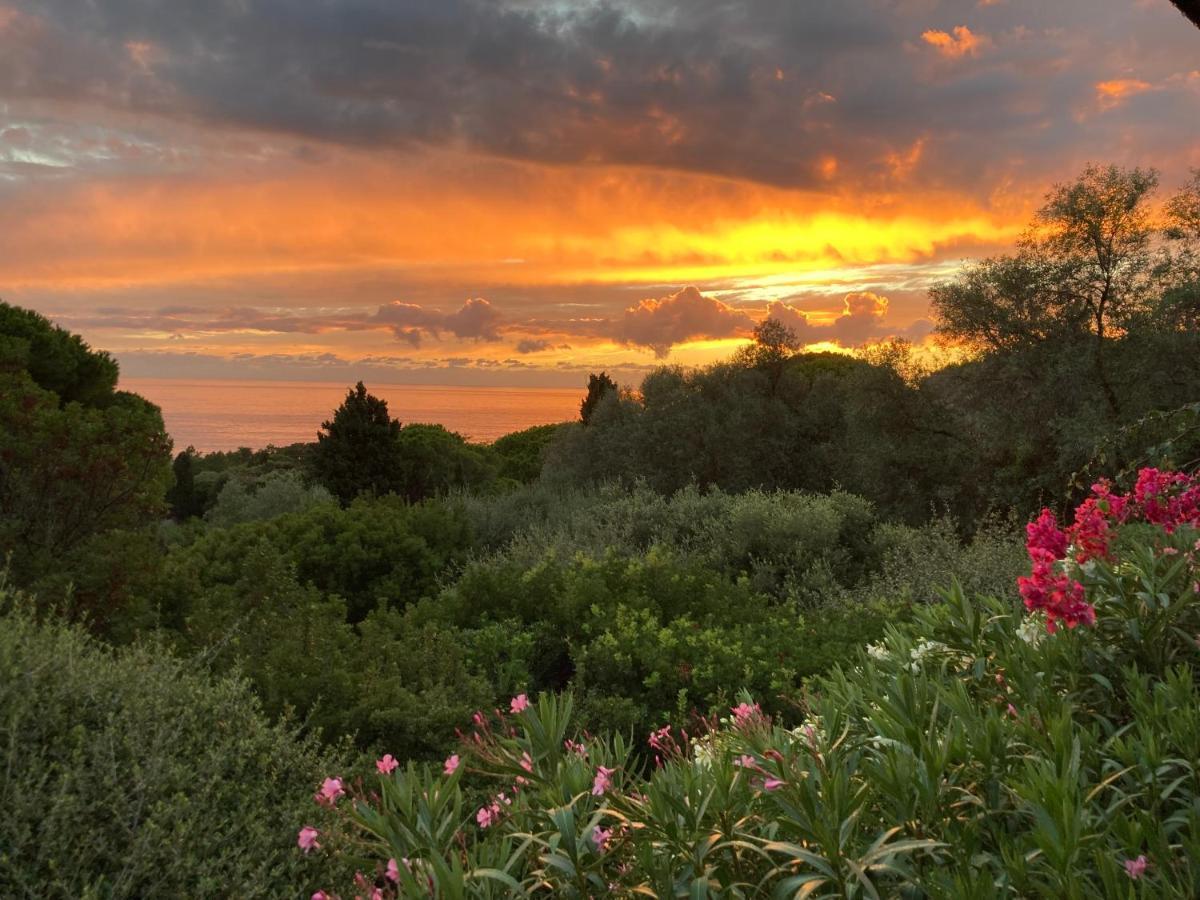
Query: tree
932 165 1159 414
0 372 173 586
580 372 618 425
309 381 402 503
393 423 496 502
1031 164 1159 413
166 448 204 520
734 318 802 395
0 301 119 406
930 253 1085 353
0 304 172 592
1156 170 1200 331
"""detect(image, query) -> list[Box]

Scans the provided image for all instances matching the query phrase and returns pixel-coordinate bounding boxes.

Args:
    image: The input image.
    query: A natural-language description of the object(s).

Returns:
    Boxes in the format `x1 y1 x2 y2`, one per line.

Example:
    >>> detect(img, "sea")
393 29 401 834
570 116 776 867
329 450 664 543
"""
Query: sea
123 378 583 453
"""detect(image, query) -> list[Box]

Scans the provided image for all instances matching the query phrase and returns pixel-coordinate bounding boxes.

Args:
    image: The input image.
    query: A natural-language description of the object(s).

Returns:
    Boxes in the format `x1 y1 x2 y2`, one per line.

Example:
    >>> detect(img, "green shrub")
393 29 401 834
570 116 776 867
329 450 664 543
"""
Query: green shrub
299 468 1200 897
206 469 336 527
0 590 349 899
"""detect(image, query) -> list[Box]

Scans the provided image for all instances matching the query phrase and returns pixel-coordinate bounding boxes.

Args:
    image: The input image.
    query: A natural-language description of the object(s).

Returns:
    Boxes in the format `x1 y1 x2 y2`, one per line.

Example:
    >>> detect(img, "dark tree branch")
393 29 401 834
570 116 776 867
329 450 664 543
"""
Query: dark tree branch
1170 0 1200 29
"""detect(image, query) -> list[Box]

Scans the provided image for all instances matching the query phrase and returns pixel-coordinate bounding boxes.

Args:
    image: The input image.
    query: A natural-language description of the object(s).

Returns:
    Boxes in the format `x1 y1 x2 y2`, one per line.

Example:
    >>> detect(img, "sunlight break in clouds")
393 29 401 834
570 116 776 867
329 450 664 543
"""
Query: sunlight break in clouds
921 26 990 58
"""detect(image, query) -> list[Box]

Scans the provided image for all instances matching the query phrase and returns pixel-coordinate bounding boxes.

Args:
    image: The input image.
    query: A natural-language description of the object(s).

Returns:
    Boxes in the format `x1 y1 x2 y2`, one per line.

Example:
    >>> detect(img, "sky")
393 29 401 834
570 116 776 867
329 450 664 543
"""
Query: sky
1 0 1198 387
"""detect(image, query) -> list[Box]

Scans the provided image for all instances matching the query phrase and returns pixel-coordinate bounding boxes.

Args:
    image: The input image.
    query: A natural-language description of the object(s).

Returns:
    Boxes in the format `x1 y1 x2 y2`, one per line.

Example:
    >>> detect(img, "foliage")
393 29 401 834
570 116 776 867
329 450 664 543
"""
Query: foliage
157 494 472 626
0 371 172 590
579 372 618 425
311 381 404 503
0 301 119 406
394 423 497 502
167 448 205 520
490 423 566 483
0 588 349 899
206 469 336 527
300 469 1200 898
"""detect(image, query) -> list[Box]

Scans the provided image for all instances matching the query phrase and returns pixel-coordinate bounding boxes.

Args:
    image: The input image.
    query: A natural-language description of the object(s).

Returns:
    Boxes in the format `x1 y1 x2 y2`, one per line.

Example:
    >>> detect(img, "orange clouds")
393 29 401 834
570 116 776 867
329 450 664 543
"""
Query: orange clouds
921 26 989 58
614 286 753 357
1095 78 1154 109
0 147 1021 293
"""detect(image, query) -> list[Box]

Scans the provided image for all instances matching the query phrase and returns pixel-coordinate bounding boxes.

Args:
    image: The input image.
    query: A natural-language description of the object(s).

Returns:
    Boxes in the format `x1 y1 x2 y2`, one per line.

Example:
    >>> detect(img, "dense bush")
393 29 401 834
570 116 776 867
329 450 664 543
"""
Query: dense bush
137 481 1021 758
297 468 1200 898
0 589 349 899
206 469 336 527
158 495 472 626
489 423 567 483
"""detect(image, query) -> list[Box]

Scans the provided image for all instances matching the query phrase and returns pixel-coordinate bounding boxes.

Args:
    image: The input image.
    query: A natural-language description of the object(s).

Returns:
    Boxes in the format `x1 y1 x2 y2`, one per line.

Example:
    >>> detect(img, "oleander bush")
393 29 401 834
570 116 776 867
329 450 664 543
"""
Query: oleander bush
296 467 1200 898
0 587 350 899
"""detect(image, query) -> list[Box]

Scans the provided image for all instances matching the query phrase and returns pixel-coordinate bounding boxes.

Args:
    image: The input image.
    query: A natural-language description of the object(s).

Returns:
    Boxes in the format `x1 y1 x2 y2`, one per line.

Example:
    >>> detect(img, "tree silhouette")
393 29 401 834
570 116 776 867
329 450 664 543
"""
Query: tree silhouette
580 372 618 425
1168 0 1200 30
310 381 402 503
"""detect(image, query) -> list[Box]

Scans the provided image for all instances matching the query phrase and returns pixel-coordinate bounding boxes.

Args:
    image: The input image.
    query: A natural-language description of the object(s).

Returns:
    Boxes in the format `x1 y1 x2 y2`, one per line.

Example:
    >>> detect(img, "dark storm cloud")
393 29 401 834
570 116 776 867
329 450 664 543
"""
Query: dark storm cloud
3 0 1196 191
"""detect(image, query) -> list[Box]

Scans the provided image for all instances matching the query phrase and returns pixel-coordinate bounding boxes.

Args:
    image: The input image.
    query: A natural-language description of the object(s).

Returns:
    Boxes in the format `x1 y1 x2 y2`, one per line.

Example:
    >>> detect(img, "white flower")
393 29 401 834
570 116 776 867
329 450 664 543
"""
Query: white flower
1017 617 1044 646
866 642 890 662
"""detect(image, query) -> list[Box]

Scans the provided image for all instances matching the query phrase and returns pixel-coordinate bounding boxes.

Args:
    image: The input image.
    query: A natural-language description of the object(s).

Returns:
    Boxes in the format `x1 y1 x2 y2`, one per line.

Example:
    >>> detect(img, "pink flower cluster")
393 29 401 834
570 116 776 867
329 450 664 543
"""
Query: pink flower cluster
1018 468 1200 633
1018 539 1095 633
1132 468 1200 531
592 765 616 796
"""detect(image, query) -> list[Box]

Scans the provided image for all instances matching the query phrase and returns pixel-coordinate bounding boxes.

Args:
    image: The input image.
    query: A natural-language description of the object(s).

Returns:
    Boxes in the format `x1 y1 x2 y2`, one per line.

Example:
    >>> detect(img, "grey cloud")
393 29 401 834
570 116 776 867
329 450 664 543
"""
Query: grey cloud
52 297 504 345
4 0 1197 192
373 297 503 345
514 337 554 353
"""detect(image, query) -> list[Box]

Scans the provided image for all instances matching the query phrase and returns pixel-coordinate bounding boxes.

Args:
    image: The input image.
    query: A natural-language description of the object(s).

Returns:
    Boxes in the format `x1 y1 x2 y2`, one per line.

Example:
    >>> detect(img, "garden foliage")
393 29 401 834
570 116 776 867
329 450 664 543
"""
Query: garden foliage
299 468 1200 898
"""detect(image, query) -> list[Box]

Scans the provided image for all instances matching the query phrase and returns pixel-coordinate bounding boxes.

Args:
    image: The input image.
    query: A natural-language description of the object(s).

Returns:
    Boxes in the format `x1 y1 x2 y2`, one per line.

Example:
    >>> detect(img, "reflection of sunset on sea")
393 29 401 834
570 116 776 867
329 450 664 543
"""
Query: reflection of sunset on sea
2 0 1198 385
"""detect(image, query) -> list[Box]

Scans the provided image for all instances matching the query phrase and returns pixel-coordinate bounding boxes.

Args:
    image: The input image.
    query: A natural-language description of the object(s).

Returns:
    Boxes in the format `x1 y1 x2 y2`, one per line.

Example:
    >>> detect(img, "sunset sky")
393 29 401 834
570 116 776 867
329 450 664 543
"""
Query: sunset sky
2 0 1198 387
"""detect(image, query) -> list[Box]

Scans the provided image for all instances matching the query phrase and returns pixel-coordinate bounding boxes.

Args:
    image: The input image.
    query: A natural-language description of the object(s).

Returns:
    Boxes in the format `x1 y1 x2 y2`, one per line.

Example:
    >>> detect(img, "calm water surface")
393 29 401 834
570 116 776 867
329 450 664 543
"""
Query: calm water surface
124 379 582 452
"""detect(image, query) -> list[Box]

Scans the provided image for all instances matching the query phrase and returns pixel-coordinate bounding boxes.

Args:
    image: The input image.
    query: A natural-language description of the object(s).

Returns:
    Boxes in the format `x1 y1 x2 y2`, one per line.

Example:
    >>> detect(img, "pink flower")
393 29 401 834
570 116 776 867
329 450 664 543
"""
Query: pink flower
473 710 485 726
376 754 399 775
510 694 529 714
761 777 784 792
520 751 534 772
1123 855 1148 880
371 890 383 900
1006 703 1018 718
1026 508 1068 561
1018 557 1094 634
477 804 498 828
312 892 329 900
592 765 615 796
444 753 460 776
387 858 401 883
564 739 588 757
1067 498 1111 563
593 825 613 851
730 702 761 726
297 826 321 853
315 777 344 806
648 726 671 751
735 754 758 769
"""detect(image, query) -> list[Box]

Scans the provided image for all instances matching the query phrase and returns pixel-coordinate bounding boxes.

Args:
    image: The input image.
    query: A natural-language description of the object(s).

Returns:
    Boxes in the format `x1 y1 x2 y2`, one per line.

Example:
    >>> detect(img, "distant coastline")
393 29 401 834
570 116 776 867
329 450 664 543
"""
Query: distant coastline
124 378 581 452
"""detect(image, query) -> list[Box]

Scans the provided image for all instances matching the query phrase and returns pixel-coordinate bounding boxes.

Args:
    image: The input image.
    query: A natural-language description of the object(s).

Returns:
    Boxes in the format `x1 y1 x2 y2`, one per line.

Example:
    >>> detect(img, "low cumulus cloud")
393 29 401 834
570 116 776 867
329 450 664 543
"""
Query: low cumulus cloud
613 286 754 358
374 297 502 346
765 291 932 346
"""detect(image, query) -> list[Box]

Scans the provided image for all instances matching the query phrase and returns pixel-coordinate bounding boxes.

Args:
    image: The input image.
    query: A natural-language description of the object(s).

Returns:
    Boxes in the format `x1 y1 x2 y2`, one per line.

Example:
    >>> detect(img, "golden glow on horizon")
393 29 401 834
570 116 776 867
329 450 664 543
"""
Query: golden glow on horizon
0 146 1034 376
0 152 1026 292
